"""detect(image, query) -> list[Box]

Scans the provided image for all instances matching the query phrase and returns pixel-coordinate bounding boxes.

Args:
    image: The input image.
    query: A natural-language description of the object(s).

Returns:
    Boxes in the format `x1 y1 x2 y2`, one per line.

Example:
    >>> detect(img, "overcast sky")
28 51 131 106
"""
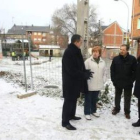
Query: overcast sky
0 0 132 32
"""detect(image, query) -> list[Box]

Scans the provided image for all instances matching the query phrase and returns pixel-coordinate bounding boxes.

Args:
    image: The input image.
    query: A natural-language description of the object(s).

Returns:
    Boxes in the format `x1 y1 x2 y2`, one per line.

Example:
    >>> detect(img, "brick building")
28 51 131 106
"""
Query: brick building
89 21 127 58
102 21 124 47
90 21 126 47
0 25 68 57
7 24 68 49
131 0 140 57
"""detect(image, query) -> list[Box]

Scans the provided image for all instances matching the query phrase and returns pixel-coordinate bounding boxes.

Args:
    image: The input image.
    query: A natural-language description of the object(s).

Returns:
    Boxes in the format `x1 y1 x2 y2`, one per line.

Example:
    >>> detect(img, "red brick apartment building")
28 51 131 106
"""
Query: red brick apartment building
7 24 68 49
102 21 124 47
90 21 125 48
131 0 140 57
90 21 125 58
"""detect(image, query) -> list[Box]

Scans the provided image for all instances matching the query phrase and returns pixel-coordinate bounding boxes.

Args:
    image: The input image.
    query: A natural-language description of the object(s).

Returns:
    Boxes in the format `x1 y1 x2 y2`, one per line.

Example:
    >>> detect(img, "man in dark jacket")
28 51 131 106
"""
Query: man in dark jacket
132 56 140 127
110 44 137 119
62 34 92 130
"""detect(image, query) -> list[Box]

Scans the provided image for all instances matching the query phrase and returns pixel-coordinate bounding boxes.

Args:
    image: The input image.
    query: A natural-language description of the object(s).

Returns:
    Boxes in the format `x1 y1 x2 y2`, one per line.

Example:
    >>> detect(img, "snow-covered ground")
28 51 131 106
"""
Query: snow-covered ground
0 78 140 140
0 57 62 96
0 57 140 140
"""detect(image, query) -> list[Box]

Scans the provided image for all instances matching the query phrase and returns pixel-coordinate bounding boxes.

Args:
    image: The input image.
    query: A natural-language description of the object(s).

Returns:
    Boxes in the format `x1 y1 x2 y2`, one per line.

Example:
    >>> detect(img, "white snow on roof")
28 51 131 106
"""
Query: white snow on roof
5 39 15 44
4 39 29 43
39 45 60 49
19 39 28 43
105 46 120 49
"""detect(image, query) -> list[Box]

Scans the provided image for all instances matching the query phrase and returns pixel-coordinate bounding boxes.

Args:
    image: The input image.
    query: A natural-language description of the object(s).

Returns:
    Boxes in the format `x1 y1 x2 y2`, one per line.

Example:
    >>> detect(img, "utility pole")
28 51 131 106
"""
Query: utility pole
0 40 2 59
28 31 34 91
98 20 102 46
21 27 27 92
77 0 89 60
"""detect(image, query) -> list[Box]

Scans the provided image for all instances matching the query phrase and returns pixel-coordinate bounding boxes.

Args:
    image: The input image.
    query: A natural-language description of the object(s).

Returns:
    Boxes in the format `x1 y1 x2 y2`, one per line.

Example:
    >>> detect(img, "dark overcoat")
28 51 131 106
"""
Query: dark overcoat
62 43 87 100
110 53 137 89
134 58 140 98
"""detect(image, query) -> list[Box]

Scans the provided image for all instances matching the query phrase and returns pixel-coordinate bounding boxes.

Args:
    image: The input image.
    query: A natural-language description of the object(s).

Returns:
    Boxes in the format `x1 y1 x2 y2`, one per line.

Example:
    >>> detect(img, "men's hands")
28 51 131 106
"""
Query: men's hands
84 69 94 80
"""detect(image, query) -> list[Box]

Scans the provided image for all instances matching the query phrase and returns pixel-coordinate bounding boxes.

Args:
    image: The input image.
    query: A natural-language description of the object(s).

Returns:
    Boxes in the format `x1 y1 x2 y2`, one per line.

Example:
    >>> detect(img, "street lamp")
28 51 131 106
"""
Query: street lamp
114 0 129 44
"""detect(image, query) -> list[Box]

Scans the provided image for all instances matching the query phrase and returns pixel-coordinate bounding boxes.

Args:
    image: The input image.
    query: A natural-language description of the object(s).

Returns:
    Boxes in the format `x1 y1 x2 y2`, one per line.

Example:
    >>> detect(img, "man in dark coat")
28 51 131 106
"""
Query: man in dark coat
62 34 92 130
132 56 140 127
110 44 137 119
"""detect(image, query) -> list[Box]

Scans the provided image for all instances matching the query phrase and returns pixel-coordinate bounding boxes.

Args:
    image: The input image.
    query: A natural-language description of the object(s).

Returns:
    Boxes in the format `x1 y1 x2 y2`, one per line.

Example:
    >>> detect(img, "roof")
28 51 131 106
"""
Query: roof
19 39 28 43
102 21 123 33
132 36 140 40
7 25 50 35
101 26 108 31
92 26 108 36
39 45 60 49
4 39 28 44
94 21 123 35
105 46 120 49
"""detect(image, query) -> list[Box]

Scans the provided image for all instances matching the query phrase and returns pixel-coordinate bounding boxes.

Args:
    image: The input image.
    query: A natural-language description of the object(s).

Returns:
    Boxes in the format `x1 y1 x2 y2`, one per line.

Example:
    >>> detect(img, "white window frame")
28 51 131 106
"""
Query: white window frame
38 32 41 35
43 39 46 42
137 18 140 29
38 38 41 42
34 38 37 41
34 32 37 35
43 33 46 36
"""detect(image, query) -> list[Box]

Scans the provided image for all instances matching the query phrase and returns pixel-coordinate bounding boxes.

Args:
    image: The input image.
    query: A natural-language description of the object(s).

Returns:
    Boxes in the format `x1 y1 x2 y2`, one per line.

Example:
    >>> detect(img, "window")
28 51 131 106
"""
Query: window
43 39 46 42
38 32 41 35
34 32 37 35
43 33 46 36
137 18 140 29
38 38 41 41
34 38 37 41
51 35 54 39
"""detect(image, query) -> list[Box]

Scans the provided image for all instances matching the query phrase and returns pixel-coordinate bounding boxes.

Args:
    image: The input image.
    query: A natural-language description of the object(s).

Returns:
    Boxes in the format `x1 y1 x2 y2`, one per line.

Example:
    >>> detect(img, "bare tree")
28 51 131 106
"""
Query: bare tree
52 4 76 35
51 3 100 36
89 19 105 46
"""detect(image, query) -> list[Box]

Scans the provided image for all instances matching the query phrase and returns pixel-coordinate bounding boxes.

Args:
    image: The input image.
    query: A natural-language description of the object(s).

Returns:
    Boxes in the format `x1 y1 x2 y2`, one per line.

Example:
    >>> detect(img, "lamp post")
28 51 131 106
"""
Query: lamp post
114 0 129 44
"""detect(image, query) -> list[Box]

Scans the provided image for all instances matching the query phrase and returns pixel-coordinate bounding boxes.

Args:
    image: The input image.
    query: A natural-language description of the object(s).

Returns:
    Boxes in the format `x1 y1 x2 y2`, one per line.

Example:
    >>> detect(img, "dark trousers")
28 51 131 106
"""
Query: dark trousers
138 98 140 119
115 87 132 114
12 56 15 61
62 98 77 126
84 91 99 115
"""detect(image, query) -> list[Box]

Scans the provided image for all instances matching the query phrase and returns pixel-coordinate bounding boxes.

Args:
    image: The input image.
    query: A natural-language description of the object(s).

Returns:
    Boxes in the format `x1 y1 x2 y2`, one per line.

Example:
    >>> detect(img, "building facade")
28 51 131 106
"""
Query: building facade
0 25 68 56
131 0 140 57
7 25 68 49
102 21 124 47
89 21 127 58
90 21 126 47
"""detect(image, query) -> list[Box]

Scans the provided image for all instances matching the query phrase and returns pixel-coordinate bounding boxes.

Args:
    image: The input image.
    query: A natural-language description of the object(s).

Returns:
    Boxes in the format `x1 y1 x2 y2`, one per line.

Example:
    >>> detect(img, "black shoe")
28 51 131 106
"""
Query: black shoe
71 116 81 120
132 120 140 127
112 108 120 115
125 114 130 119
63 124 76 130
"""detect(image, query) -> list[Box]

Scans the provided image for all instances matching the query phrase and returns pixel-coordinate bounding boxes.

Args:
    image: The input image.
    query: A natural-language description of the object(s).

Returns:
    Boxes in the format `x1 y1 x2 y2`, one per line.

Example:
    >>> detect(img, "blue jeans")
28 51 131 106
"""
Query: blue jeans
84 91 99 115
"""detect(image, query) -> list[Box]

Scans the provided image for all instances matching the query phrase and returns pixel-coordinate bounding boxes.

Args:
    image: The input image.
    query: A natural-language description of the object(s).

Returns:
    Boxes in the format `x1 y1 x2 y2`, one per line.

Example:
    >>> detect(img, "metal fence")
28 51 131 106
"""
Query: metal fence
0 53 112 93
